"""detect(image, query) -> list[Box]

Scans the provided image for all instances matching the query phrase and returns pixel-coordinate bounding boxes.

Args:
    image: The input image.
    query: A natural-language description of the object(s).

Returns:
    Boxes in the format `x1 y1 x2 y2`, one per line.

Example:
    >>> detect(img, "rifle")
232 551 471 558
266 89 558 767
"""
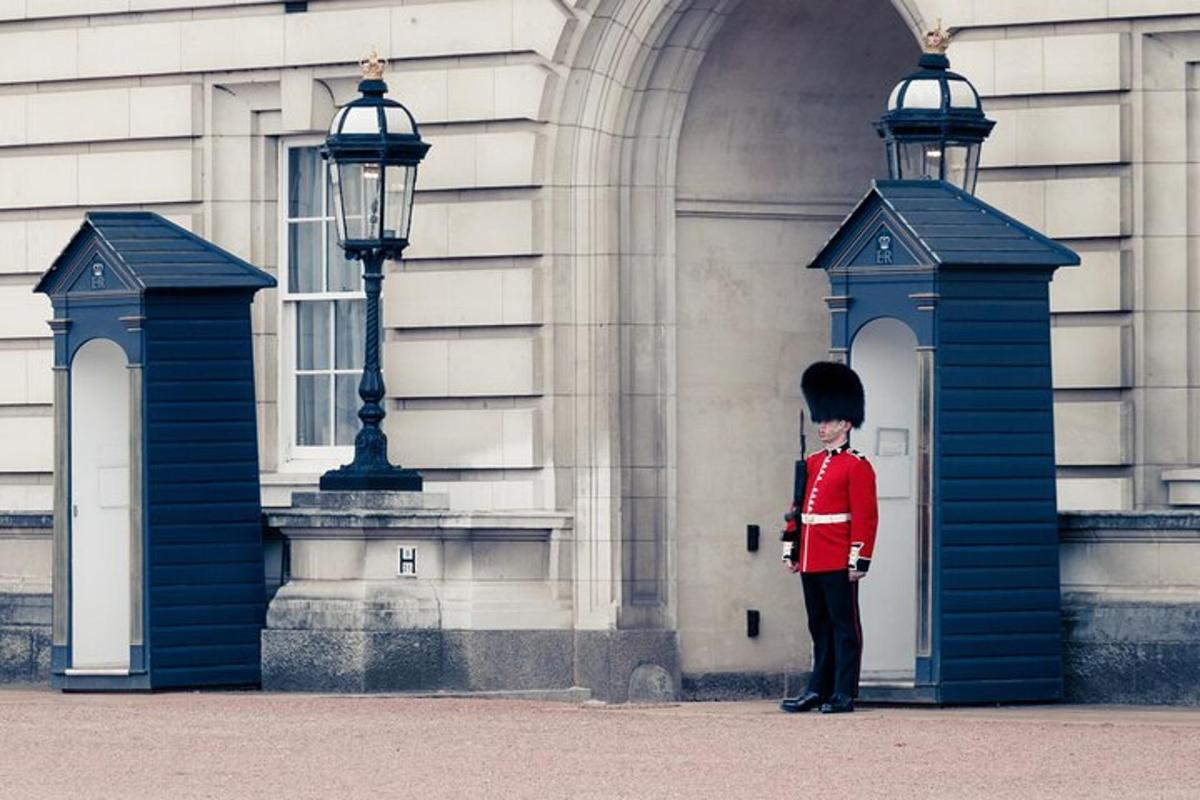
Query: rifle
781 410 807 566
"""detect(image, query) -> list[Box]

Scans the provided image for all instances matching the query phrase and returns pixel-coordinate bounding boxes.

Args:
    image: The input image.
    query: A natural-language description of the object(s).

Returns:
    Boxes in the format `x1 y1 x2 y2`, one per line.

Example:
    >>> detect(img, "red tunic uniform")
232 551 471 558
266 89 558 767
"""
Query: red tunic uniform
796 443 878 574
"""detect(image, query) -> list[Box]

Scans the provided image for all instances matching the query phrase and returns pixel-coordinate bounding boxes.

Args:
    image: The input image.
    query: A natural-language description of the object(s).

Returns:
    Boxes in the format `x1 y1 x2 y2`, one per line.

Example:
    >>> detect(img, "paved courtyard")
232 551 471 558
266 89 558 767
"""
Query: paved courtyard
1 689 1198 799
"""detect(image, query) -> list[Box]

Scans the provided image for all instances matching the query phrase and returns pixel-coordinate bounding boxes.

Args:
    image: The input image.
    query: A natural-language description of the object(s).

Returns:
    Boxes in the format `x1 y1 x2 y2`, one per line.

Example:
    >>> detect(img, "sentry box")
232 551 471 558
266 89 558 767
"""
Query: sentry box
35 212 275 691
808 181 1078 704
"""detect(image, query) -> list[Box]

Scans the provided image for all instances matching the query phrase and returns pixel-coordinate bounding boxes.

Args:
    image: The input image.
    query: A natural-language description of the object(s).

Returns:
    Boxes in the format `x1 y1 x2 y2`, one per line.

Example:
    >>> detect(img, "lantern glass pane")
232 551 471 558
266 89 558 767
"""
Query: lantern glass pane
964 144 981 194
382 164 417 241
383 106 415 135
339 105 380 135
897 141 943 181
886 142 900 180
337 162 385 242
328 162 346 245
943 145 969 189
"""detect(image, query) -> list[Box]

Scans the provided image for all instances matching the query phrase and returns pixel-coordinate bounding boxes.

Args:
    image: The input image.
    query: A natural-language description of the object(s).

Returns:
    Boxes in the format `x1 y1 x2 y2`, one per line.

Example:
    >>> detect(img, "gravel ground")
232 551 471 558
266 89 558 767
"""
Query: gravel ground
1 689 1198 799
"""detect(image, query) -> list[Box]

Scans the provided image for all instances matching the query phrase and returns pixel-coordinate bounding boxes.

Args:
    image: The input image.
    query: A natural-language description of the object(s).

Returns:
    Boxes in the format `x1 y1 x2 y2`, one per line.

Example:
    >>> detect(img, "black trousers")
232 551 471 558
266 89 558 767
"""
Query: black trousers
801 570 862 699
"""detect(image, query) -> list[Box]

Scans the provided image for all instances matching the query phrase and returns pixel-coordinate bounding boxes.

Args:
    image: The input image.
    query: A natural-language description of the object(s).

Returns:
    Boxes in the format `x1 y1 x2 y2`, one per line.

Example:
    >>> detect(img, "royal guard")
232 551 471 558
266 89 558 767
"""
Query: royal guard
780 361 878 714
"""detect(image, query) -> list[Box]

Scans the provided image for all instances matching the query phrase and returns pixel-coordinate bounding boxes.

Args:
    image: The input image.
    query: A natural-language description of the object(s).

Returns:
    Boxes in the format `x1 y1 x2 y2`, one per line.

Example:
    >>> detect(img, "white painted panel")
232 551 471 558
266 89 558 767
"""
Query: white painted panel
70 338 131 671
851 317 918 681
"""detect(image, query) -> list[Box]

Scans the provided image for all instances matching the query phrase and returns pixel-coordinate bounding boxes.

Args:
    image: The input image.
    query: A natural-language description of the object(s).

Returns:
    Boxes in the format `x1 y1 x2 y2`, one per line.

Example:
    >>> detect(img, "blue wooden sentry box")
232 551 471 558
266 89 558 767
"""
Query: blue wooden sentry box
35 212 274 691
809 180 1079 704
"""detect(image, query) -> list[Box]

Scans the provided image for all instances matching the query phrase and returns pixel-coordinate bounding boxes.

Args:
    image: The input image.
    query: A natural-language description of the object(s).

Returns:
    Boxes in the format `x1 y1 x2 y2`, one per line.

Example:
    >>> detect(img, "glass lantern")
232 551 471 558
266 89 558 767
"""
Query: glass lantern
875 50 994 195
323 63 430 259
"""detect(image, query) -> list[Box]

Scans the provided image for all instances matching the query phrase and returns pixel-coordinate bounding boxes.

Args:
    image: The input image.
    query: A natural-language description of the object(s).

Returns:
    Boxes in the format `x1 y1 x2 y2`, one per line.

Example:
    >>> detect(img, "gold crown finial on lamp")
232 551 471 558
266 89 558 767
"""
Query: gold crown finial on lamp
360 48 387 80
923 20 951 54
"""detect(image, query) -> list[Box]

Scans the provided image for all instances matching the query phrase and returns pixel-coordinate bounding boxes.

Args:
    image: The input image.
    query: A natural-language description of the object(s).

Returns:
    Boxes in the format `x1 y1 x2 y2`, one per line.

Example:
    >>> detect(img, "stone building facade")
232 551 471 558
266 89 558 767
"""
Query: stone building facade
1 0 1199 700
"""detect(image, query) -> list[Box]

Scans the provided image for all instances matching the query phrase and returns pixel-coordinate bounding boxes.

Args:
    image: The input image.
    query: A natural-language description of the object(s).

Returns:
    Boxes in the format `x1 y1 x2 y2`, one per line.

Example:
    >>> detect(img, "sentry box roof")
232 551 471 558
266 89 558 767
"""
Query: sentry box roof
808 180 1080 271
36 211 276 295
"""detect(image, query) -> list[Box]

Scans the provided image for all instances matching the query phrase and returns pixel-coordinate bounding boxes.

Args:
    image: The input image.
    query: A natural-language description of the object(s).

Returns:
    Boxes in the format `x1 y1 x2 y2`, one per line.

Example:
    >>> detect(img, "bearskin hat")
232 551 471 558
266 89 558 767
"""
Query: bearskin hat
801 361 865 429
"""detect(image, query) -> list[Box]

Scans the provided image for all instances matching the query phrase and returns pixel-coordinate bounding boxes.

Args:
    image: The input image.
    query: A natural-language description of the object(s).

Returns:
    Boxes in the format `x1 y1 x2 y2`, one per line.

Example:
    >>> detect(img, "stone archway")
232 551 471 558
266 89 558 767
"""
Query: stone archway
671 0 919 679
551 0 927 686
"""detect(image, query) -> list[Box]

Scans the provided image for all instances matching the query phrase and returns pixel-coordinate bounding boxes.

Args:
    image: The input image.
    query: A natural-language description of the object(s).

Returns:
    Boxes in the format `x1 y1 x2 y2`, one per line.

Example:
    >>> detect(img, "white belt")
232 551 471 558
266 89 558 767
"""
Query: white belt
801 513 851 525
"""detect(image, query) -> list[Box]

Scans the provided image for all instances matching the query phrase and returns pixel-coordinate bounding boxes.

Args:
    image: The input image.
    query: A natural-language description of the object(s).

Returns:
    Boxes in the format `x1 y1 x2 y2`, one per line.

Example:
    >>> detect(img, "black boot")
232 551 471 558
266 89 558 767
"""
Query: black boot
819 693 854 714
780 690 824 713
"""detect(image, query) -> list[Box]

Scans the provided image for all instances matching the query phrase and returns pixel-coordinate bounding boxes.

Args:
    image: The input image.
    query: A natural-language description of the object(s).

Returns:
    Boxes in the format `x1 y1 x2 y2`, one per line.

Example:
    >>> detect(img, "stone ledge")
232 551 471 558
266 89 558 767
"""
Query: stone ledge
266 508 574 539
1059 511 1200 542
291 491 450 512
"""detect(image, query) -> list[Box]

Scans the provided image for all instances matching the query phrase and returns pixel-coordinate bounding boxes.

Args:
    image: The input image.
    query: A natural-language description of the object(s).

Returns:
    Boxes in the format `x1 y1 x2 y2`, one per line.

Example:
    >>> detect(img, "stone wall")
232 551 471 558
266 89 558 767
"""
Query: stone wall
1060 512 1200 705
0 514 51 685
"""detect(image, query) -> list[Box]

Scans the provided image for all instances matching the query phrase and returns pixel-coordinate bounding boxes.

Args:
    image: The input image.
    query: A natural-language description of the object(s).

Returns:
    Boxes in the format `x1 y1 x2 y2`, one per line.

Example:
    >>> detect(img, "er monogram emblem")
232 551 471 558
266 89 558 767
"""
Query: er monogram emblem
875 234 894 265
90 261 106 290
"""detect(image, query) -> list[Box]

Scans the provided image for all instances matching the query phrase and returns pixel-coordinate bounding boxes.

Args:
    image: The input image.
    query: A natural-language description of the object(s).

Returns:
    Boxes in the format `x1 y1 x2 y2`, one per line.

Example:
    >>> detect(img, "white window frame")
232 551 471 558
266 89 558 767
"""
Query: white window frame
277 138 364 473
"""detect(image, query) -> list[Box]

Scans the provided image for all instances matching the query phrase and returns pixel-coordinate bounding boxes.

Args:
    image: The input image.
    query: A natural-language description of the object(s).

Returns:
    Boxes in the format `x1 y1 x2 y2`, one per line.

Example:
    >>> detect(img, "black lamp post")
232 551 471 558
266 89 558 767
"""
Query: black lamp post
319 52 431 492
875 25 994 194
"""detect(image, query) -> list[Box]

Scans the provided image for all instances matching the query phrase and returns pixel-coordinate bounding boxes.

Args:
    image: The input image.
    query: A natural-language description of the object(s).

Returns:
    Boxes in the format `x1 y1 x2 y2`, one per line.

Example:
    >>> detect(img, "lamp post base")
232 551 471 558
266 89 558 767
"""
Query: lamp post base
319 465 423 492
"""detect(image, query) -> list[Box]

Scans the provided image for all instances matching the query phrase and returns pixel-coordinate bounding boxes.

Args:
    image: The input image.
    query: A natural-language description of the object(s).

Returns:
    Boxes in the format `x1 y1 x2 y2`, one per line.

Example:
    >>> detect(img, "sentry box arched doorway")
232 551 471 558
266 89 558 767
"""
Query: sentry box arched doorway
35 212 274 691
808 181 1078 704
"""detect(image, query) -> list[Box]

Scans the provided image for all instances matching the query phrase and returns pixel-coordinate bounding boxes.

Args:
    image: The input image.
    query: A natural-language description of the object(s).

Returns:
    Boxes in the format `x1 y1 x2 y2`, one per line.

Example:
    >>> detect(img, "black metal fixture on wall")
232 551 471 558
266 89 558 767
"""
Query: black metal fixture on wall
320 50 431 491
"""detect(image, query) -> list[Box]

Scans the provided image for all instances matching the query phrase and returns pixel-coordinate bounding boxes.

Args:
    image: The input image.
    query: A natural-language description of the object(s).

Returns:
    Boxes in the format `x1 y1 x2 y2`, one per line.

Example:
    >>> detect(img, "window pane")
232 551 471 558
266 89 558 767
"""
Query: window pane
288 148 323 218
288 222 323 293
335 299 365 370
297 301 332 370
327 222 361 292
297 374 332 446
335 374 360 446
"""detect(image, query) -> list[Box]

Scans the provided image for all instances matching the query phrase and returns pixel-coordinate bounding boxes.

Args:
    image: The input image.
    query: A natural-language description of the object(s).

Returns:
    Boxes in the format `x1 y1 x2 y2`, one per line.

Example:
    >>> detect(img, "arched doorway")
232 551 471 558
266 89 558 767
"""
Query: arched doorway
671 0 918 678
70 337 132 672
